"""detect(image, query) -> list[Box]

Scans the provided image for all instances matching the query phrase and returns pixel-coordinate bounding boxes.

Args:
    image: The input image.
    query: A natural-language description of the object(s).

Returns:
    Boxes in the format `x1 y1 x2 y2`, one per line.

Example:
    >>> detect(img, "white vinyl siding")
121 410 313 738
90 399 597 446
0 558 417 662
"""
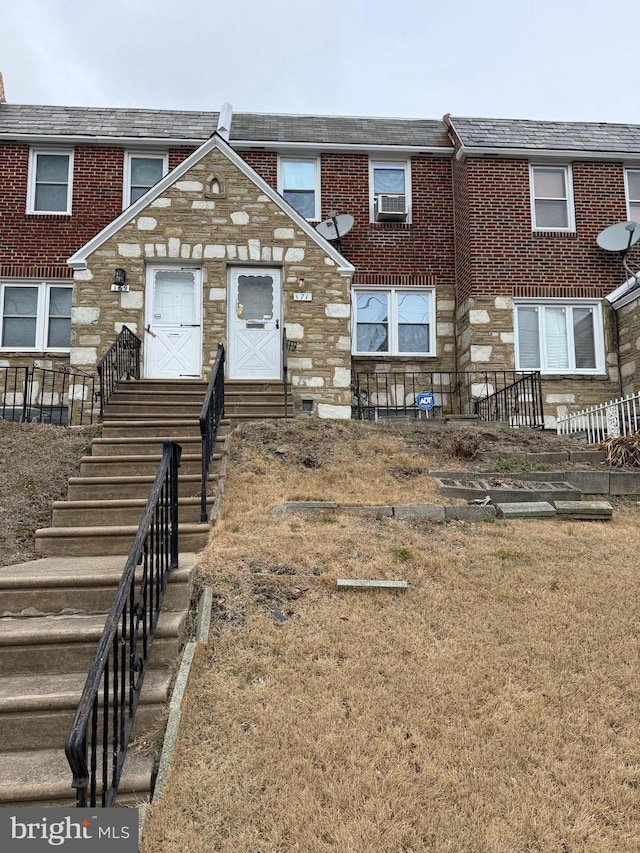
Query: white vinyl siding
515 301 603 373
27 150 73 214
352 288 434 356
530 165 574 232
0 283 73 351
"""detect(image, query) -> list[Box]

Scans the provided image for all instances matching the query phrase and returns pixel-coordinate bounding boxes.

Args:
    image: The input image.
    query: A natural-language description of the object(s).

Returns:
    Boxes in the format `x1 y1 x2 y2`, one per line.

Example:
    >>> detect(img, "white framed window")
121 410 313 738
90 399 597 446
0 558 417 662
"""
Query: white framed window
277 157 320 220
625 169 640 222
369 160 411 222
0 282 73 351
352 288 434 356
514 300 604 374
123 152 168 208
529 164 575 231
27 150 73 214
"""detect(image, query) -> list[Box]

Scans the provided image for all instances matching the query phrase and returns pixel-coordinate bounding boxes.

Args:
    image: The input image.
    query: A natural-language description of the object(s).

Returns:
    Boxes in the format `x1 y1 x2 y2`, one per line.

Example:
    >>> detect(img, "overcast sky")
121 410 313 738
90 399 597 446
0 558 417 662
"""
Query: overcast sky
1 0 637 124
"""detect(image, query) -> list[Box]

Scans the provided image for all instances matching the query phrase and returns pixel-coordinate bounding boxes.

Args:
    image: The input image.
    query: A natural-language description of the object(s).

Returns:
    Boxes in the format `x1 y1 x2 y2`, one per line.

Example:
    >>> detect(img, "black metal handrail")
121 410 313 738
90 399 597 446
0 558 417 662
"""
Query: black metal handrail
352 370 544 427
96 326 141 418
0 366 96 425
474 371 544 427
199 344 225 523
65 440 181 808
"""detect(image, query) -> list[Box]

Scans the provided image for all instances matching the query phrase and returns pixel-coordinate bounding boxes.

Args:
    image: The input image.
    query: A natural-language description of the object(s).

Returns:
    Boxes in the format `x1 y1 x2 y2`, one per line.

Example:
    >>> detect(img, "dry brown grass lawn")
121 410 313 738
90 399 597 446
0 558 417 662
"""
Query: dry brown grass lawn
141 420 640 853
0 421 100 567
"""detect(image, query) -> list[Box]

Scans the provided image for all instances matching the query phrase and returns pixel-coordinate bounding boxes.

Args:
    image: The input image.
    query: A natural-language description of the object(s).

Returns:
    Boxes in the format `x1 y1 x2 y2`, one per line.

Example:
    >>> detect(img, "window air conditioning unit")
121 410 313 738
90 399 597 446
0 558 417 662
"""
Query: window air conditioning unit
375 193 407 221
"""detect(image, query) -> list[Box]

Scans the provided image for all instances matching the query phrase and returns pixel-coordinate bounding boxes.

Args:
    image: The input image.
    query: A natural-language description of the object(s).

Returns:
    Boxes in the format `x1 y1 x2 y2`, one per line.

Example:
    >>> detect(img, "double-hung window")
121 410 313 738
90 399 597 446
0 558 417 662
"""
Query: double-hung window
530 165 574 231
27 150 73 214
124 152 168 207
514 300 603 373
370 160 410 222
353 288 434 356
278 157 320 220
0 283 73 351
625 169 640 222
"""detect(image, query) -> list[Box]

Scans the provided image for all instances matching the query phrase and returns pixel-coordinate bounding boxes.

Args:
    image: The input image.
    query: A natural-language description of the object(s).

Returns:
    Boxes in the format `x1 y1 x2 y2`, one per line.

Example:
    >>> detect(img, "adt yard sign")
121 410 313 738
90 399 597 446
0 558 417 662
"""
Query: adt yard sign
416 391 435 411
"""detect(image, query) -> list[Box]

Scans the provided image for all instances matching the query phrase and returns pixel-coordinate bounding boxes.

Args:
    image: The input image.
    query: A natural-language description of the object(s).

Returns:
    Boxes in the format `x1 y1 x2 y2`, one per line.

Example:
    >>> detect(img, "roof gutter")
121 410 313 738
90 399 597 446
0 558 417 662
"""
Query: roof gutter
0 132 452 156
454 145 640 163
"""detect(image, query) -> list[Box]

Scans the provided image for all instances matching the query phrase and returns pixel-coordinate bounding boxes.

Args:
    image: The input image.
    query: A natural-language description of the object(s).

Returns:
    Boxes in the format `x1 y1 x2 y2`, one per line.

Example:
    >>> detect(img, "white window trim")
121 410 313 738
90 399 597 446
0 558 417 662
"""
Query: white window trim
123 151 169 209
0 280 73 352
351 286 435 357
369 159 412 224
625 167 640 221
277 155 321 221
27 149 74 215
513 298 605 374
529 163 575 232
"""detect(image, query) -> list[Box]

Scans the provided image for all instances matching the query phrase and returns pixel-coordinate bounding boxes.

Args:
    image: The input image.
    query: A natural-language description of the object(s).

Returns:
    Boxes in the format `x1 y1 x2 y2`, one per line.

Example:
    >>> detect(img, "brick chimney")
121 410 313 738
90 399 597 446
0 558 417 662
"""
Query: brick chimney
0 73 5 104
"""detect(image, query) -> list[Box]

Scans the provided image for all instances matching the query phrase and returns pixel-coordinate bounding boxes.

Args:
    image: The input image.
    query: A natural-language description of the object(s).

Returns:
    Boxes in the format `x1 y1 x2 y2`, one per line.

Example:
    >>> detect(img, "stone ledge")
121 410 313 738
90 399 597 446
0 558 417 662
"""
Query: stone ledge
554 500 613 520
496 501 557 520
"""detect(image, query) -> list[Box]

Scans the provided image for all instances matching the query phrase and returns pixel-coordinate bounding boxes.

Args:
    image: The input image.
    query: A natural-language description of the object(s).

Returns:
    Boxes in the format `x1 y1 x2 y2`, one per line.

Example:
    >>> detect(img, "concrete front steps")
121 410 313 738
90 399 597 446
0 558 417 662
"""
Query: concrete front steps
224 380 292 420
0 554 198 807
35 381 229 558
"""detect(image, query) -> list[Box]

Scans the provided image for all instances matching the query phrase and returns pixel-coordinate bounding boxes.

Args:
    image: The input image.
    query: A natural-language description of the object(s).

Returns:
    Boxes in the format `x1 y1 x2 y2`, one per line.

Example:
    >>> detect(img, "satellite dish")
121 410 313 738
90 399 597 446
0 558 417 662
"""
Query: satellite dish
316 213 354 243
596 221 640 253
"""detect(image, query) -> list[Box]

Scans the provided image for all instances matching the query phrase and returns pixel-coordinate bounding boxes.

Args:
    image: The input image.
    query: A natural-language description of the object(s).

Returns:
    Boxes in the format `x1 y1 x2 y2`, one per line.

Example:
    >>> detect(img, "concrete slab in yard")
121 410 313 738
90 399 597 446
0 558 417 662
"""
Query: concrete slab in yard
609 472 640 495
567 449 607 464
393 505 446 522
341 505 393 517
439 478 580 503
554 500 613 520
525 451 569 463
564 471 610 495
496 501 557 519
445 505 497 522
337 579 408 590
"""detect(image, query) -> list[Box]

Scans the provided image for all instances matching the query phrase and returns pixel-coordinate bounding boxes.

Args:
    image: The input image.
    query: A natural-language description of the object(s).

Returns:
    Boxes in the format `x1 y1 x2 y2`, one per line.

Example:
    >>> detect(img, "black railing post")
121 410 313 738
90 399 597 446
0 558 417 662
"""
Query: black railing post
199 344 225 523
96 326 141 418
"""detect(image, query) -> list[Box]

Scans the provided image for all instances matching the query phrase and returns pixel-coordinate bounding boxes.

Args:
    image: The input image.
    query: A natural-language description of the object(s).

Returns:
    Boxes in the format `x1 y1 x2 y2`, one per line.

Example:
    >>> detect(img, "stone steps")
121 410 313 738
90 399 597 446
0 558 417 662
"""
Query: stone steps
35 523 212 557
0 748 154 807
0 609 186 676
52 496 213 527
0 555 195 616
0 669 171 750
78 451 212 477
66 473 212 501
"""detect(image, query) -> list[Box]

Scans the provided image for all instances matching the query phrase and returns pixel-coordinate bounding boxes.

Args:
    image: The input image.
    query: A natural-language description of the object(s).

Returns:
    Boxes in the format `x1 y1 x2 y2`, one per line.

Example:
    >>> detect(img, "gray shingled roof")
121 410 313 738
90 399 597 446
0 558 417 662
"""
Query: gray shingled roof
0 104 450 148
449 116 640 153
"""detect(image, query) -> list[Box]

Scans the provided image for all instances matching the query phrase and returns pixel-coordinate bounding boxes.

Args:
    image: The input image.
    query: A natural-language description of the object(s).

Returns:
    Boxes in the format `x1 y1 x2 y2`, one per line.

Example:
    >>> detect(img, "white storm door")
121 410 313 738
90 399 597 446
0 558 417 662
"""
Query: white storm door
145 267 202 378
228 268 282 379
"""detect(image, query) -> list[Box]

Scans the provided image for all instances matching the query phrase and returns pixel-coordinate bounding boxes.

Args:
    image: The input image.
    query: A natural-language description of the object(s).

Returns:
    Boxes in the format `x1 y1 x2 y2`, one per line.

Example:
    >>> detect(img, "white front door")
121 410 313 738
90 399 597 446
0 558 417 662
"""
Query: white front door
145 266 202 378
228 268 282 379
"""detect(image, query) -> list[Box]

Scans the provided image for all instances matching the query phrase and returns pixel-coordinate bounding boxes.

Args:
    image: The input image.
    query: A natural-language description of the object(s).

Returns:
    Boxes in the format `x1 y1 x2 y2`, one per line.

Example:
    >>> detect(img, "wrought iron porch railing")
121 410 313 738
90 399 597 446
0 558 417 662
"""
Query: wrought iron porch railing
352 370 544 427
474 371 544 428
96 326 141 418
0 366 97 425
199 344 225 523
556 390 640 443
65 440 182 808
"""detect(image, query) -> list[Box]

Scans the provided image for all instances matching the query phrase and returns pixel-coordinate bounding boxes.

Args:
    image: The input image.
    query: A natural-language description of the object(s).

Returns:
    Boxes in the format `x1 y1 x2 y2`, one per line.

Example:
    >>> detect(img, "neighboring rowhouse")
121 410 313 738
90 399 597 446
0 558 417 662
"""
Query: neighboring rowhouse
0 78 638 426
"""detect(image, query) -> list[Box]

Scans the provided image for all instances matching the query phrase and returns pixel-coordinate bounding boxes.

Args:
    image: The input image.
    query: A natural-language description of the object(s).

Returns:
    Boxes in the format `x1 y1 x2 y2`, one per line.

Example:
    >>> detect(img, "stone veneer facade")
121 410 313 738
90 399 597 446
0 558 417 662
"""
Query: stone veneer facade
616 295 640 397
70 144 353 418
